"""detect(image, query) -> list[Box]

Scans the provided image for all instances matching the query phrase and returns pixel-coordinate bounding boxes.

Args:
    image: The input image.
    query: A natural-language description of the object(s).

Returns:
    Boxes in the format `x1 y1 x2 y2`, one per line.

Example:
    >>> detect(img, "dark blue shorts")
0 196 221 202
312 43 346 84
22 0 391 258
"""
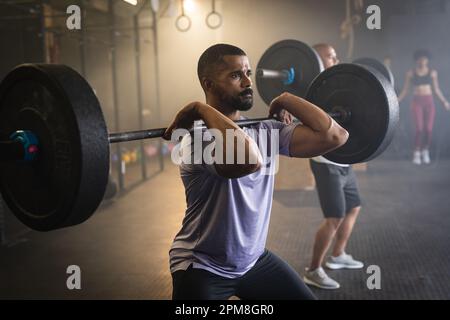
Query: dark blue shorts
310 160 362 218
171 250 316 300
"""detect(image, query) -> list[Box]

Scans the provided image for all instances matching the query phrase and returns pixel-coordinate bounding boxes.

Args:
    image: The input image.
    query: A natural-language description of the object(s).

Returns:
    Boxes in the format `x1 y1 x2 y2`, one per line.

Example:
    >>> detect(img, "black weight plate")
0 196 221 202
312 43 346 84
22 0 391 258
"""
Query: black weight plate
256 39 324 105
0 64 110 231
306 63 399 164
353 57 395 87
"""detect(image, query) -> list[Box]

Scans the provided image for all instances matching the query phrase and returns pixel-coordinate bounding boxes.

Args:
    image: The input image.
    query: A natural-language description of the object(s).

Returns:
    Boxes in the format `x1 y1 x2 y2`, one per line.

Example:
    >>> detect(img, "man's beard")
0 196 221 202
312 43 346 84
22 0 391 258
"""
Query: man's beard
216 88 254 111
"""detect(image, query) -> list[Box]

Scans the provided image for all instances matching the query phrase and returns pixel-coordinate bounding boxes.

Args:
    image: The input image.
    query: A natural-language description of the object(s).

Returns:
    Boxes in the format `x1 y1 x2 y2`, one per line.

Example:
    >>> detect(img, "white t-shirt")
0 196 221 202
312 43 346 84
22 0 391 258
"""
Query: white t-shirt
311 155 349 167
169 119 297 278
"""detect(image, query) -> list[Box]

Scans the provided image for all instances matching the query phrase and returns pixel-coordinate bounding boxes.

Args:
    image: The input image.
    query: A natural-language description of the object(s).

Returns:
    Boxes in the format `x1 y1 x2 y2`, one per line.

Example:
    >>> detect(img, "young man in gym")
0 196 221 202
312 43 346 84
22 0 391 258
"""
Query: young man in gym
163 44 348 299
303 43 364 290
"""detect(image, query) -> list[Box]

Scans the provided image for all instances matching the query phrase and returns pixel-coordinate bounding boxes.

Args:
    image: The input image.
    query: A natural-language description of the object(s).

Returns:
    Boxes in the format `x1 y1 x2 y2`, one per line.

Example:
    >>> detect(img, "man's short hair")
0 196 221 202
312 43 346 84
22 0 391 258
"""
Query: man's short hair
414 49 431 61
197 44 246 83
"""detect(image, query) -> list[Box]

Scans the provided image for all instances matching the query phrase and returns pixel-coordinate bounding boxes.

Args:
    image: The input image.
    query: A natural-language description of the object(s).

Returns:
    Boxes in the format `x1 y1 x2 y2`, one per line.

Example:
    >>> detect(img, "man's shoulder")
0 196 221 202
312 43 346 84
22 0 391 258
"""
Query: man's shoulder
244 118 282 130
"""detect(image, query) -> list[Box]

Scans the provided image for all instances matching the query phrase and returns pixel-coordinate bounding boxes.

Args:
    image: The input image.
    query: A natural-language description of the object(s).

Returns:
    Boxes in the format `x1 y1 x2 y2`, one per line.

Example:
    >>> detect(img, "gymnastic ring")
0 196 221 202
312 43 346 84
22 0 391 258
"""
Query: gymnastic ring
206 11 222 29
175 14 191 32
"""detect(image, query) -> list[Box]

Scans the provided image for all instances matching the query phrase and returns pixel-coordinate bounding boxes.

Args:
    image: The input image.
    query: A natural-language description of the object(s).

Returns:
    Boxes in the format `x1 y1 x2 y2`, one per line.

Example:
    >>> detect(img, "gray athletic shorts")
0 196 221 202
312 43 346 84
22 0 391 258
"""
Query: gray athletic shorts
309 160 362 218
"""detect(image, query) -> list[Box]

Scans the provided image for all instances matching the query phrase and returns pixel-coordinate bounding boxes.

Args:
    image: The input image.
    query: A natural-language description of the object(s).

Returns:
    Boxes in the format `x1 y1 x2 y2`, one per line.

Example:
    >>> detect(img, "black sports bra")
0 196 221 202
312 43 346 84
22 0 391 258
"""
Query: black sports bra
412 69 433 86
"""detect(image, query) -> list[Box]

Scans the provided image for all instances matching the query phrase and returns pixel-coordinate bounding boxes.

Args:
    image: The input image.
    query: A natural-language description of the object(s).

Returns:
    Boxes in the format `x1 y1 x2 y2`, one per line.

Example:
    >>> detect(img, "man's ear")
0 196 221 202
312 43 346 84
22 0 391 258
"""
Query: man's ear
202 77 214 92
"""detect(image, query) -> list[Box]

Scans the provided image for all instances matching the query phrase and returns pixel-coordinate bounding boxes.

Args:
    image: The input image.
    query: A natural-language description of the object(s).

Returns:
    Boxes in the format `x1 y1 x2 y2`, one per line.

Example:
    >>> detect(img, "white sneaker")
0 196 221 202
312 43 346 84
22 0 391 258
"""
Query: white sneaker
303 267 340 289
422 149 430 164
325 253 364 270
412 151 421 165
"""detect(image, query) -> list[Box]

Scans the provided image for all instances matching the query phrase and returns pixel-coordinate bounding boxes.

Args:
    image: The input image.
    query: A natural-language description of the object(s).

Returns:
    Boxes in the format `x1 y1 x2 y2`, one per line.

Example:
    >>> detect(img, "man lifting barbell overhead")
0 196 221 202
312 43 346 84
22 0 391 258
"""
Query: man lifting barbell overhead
162 41 399 299
164 44 347 300
304 43 364 290
0 39 398 299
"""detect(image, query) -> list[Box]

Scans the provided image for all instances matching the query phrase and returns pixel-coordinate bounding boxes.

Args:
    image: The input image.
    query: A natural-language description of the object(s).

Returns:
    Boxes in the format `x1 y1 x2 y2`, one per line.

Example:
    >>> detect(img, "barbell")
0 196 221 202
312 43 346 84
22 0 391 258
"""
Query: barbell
256 40 395 104
256 40 324 103
255 39 398 164
0 41 398 232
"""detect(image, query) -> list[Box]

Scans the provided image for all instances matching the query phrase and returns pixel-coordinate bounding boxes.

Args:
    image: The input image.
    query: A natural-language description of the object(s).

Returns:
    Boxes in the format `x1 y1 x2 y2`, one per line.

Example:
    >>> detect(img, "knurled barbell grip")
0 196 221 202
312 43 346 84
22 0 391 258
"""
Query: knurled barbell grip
108 128 167 143
107 117 270 144
107 110 349 144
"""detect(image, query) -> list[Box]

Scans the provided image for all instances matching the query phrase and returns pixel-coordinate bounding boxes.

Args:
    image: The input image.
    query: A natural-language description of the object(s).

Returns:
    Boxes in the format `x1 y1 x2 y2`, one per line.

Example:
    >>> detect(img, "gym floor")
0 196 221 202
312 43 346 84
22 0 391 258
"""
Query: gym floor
1 157 449 300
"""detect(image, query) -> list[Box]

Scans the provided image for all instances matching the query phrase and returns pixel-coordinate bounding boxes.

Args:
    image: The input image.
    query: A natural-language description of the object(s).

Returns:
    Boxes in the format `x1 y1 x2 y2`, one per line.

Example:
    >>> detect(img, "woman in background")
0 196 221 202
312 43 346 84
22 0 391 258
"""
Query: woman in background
398 50 450 165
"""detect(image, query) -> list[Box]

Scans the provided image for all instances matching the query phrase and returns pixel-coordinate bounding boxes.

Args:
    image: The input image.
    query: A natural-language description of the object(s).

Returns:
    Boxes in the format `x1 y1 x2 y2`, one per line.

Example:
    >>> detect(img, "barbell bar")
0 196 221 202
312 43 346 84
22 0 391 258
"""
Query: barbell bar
107 110 347 144
0 47 398 232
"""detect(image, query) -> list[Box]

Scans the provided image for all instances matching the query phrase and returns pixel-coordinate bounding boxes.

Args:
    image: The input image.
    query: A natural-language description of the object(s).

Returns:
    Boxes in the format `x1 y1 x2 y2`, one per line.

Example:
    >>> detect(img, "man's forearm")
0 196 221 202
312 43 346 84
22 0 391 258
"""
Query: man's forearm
272 92 333 132
195 103 262 171
195 103 242 133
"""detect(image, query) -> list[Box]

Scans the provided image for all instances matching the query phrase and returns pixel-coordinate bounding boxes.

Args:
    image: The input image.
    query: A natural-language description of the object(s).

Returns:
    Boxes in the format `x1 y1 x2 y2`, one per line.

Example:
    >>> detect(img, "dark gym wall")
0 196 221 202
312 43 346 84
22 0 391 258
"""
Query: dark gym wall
57 9 156 134
0 6 43 75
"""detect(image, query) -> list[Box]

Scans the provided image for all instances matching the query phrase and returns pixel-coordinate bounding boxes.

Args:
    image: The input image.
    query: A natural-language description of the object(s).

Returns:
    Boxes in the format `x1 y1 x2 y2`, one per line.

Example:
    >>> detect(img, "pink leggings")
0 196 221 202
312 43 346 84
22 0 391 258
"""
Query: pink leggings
411 95 436 150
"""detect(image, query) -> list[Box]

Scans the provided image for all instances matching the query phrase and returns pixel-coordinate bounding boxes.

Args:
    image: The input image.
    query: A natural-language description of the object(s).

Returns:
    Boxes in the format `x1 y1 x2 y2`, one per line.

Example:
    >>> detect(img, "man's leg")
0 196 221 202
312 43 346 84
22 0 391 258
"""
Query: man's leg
308 161 346 270
236 250 316 300
326 167 363 270
310 217 343 270
172 265 236 300
305 161 346 289
332 206 361 257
